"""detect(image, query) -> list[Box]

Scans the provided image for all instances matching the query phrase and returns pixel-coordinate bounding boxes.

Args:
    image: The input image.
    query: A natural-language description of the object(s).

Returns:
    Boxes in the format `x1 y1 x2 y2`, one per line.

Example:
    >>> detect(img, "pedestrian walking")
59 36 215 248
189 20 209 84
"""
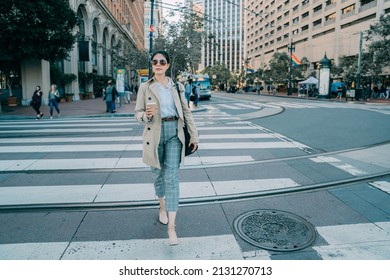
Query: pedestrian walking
194 83 200 106
48 84 61 119
31 85 44 120
335 86 342 101
135 50 199 246
104 80 117 113
184 80 192 107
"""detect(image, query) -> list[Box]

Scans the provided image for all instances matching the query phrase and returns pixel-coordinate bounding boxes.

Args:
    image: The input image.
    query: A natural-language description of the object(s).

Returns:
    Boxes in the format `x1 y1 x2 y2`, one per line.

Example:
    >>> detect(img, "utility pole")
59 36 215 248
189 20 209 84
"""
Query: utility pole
287 41 295 96
148 0 155 78
357 31 363 90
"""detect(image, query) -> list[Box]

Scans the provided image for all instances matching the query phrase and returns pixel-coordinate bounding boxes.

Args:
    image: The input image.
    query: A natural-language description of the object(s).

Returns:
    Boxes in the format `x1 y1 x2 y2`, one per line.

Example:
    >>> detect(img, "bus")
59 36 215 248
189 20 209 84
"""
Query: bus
180 73 211 100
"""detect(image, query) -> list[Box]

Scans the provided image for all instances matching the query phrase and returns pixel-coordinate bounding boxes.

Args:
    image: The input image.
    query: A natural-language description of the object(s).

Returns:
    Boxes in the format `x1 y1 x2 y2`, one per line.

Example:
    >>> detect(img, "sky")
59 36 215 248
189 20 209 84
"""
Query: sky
159 0 184 23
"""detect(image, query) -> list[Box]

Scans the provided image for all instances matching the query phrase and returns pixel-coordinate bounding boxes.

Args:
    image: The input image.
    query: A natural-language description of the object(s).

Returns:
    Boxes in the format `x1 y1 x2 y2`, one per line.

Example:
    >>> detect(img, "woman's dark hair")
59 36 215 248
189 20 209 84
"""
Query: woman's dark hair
152 50 170 64
36 85 41 90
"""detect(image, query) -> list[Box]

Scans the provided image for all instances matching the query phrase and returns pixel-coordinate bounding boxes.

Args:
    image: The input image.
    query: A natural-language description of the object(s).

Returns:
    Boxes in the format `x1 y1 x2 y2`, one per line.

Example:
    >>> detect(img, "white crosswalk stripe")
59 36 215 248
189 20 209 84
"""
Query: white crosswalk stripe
2 115 387 261
1 222 389 260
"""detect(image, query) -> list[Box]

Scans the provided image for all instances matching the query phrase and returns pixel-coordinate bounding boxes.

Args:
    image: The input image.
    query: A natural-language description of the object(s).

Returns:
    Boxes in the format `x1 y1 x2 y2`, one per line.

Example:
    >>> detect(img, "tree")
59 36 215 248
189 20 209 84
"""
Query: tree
0 0 78 62
202 63 231 89
153 9 206 78
366 14 390 71
0 0 78 96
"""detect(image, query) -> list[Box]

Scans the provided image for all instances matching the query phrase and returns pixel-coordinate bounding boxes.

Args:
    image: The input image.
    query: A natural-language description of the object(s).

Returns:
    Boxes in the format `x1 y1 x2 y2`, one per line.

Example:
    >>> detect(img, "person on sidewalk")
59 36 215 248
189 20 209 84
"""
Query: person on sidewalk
104 80 117 113
135 50 199 246
193 83 200 106
184 79 192 107
48 84 61 119
31 85 44 120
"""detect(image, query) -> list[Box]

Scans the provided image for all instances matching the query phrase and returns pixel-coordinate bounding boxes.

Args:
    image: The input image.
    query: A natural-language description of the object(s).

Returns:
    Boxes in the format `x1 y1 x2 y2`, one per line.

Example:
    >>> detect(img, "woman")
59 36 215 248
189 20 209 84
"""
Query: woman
48 84 61 119
135 50 199 246
31 85 44 120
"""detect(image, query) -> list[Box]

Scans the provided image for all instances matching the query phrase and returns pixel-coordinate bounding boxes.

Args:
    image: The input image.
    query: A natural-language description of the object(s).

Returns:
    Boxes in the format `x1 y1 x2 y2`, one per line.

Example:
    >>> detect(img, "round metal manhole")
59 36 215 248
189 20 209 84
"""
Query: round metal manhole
233 209 317 252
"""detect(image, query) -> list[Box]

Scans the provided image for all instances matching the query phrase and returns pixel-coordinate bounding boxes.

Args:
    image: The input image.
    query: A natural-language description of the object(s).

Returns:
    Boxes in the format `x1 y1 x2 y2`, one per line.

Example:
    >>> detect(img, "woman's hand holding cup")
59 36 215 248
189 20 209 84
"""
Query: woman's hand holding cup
146 102 157 118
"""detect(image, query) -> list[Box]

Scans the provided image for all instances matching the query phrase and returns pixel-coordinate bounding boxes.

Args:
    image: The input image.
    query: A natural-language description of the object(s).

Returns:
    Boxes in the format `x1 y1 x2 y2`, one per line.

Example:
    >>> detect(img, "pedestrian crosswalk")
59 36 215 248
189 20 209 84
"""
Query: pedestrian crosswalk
1 113 389 261
0 115 311 206
203 101 347 111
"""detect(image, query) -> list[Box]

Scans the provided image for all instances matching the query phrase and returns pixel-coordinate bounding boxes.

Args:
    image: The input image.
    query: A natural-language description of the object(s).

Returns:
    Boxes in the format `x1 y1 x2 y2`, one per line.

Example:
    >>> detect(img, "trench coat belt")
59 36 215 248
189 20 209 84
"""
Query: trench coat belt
161 116 178 122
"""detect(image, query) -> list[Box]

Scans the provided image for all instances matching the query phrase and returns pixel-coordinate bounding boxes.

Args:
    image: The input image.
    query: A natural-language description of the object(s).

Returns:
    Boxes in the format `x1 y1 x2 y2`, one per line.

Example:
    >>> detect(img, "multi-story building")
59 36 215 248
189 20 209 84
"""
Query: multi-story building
202 0 245 73
245 0 390 73
18 0 144 105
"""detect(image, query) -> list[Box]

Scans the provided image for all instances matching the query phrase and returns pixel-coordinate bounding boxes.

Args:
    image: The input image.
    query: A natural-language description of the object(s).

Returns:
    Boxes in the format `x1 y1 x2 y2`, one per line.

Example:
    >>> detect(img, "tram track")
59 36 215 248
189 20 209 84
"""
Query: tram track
1 170 389 214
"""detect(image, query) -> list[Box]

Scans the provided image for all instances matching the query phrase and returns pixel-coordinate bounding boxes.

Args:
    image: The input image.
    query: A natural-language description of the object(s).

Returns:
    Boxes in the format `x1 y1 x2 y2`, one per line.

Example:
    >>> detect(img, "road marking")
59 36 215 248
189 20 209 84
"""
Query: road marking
0 178 299 205
0 128 133 134
369 181 390 195
310 156 369 176
314 222 390 259
0 141 308 153
0 234 245 260
0 156 255 171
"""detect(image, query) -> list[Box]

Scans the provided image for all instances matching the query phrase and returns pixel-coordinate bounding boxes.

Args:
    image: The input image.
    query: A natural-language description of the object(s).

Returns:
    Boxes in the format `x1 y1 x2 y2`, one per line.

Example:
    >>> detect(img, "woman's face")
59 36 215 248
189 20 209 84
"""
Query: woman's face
36 86 40 90
151 53 169 75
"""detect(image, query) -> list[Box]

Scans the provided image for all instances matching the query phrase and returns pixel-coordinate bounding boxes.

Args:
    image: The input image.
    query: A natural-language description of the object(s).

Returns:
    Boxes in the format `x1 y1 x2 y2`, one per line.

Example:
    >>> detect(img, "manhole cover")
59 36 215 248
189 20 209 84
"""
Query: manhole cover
233 209 317 252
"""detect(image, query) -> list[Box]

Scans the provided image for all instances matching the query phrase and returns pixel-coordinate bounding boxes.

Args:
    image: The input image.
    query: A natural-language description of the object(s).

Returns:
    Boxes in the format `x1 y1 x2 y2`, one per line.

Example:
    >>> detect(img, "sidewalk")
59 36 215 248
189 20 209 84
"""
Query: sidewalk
0 97 135 120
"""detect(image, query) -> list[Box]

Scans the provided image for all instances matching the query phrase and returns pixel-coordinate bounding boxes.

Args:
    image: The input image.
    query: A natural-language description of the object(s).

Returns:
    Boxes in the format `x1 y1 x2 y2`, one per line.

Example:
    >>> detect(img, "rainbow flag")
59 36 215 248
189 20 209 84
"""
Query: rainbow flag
291 54 301 67
246 64 255 73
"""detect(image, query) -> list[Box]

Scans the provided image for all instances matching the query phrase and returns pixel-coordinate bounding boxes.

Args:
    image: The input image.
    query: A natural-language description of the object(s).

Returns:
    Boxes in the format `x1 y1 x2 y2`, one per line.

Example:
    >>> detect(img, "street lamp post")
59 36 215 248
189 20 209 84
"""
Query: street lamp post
148 0 155 78
287 41 295 96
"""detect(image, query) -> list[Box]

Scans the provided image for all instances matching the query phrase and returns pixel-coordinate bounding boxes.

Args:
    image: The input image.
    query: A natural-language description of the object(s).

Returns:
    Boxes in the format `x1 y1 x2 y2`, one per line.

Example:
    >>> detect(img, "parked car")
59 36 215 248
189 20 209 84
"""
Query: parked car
243 86 256 93
227 86 237 93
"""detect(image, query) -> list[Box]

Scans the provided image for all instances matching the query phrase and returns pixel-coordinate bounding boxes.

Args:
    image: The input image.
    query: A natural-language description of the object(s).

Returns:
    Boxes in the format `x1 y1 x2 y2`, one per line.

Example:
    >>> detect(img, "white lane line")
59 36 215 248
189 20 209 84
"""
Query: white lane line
314 222 390 259
310 156 369 176
0 234 246 260
234 103 262 109
0 122 138 128
0 141 308 153
0 133 274 144
0 185 102 205
212 178 300 195
0 178 299 205
369 181 390 195
0 156 255 171
0 128 133 134
217 104 243 110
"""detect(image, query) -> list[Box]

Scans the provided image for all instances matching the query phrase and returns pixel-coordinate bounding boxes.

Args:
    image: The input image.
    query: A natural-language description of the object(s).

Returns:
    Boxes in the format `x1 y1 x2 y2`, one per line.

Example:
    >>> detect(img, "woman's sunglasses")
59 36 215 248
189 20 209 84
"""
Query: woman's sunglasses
151 59 167 66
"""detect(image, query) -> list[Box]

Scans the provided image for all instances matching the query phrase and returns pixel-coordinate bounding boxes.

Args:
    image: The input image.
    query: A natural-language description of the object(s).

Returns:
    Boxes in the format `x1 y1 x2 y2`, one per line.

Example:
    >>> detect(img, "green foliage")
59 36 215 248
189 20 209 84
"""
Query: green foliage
202 63 231 87
0 0 78 62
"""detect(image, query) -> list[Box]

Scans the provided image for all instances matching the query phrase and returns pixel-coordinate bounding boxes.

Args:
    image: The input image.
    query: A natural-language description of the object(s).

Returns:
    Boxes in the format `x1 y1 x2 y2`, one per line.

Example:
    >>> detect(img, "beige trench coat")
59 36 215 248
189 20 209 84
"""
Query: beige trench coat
135 77 199 169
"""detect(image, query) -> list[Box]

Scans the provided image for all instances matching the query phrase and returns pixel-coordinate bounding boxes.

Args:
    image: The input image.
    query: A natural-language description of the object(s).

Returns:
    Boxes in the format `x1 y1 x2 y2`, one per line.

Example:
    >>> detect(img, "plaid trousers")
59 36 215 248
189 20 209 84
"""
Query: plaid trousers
151 120 182 212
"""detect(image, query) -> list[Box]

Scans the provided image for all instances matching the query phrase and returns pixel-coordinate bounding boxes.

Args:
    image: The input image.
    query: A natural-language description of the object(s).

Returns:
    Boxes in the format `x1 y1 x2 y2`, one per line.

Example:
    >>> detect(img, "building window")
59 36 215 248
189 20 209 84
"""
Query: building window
314 5 322 13
313 19 322 27
360 0 375 4
293 5 299 12
302 0 309 6
293 17 299 24
326 0 337 6
301 25 309 31
342 4 355 14
325 13 336 21
292 29 299 35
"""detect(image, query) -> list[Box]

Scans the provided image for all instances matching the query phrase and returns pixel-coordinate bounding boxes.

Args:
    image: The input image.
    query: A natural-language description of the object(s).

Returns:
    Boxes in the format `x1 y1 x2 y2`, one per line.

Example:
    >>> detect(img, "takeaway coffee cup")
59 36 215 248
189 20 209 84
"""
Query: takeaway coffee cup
146 102 157 115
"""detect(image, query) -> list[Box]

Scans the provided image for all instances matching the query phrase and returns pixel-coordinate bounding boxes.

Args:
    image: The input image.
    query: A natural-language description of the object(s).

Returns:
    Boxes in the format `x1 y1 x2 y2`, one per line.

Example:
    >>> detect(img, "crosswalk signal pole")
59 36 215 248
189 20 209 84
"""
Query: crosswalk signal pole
148 0 155 78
